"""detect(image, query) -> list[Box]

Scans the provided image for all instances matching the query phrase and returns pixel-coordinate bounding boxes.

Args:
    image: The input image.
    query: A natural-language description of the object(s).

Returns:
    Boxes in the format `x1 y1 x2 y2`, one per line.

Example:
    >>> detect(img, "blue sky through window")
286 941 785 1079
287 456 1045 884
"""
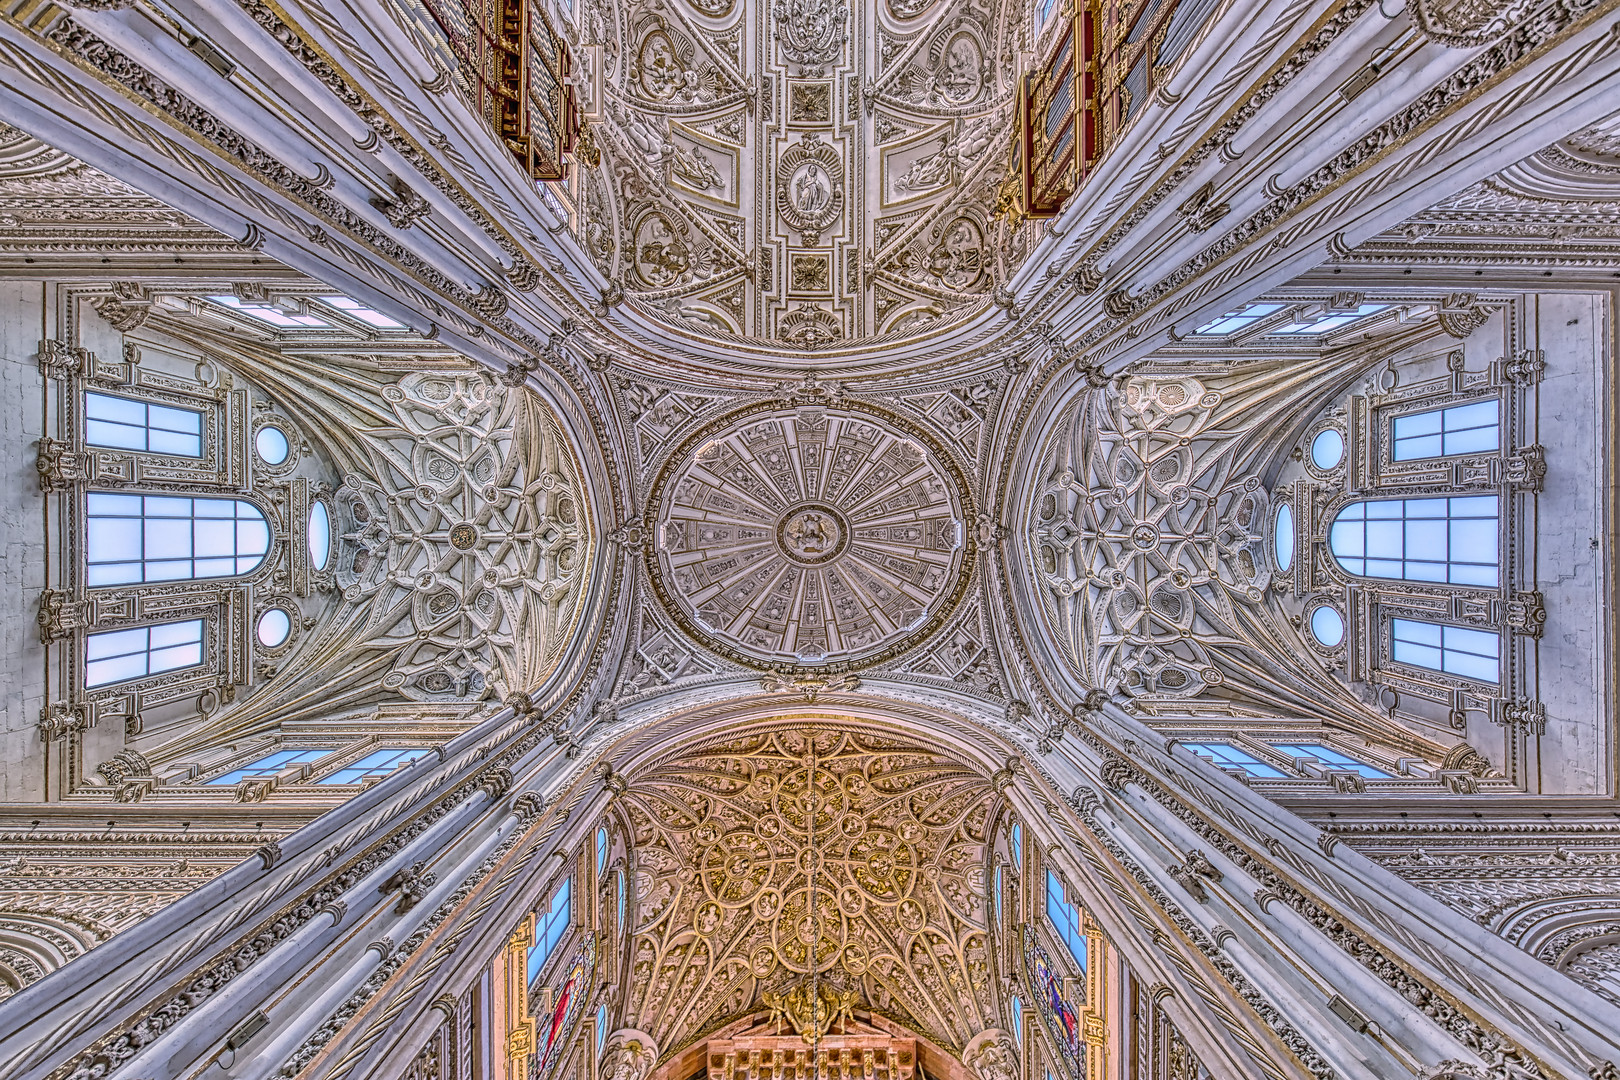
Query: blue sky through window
1046 869 1087 971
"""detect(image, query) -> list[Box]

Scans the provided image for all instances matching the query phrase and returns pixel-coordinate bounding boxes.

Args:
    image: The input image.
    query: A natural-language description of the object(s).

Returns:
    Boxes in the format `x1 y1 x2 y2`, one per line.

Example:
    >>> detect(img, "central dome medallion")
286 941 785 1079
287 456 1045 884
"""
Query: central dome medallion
647 402 973 671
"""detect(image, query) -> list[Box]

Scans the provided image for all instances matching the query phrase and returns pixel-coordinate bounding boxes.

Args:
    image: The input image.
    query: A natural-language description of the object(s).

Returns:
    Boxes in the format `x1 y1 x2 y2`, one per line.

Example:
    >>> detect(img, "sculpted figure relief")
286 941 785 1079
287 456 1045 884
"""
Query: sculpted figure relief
600 1032 657 1080
964 1033 1019 1080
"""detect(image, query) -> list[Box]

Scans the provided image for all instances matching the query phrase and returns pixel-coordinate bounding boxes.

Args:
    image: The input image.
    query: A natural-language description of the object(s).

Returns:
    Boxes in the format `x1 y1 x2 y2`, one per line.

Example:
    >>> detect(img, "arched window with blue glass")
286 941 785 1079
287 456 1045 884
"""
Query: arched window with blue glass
86 493 271 586
1328 496 1497 587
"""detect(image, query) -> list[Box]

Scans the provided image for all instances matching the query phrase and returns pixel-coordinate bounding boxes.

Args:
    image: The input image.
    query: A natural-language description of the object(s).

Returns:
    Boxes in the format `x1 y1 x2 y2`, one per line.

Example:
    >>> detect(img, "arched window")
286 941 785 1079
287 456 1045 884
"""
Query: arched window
528 877 571 983
1328 497 1497 586
596 826 609 876
86 493 270 586
1045 869 1087 972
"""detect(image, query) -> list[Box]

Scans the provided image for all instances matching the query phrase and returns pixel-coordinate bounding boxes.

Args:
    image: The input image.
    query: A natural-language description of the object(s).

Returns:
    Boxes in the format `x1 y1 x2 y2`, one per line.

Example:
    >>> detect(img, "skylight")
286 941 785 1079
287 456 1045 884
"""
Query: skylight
1193 302 1389 337
1192 303 1284 335
318 295 406 329
208 295 329 328
1269 304 1389 334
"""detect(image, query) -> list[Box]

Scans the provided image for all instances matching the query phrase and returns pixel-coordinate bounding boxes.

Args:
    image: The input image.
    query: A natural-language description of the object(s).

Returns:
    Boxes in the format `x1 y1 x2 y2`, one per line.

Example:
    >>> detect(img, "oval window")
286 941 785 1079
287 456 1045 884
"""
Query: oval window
256 426 290 465
1311 429 1345 470
1274 504 1295 571
1311 605 1346 647
256 608 291 647
308 500 332 570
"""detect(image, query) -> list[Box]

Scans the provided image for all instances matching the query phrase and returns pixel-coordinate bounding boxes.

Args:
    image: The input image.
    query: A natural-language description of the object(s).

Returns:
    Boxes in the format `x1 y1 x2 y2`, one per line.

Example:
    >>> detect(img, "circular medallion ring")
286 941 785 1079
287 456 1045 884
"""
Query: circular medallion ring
646 400 974 672
776 503 850 566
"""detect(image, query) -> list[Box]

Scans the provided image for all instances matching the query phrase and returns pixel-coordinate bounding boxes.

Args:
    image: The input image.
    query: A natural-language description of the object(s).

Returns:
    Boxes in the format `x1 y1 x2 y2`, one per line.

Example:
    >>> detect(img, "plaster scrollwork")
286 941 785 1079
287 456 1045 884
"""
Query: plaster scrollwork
887 17 994 111
1410 0 1593 48
774 0 850 65
576 0 1020 347
629 20 727 106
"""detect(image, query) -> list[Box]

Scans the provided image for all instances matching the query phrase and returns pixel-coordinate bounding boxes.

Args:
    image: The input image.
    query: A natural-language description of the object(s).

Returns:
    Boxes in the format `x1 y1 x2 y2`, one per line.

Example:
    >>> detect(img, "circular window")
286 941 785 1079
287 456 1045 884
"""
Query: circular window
1310 605 1345 647
1274 504 1295 571
1311 429 1345 470
308 500 332 570
256 608 291 647
256 425 290 465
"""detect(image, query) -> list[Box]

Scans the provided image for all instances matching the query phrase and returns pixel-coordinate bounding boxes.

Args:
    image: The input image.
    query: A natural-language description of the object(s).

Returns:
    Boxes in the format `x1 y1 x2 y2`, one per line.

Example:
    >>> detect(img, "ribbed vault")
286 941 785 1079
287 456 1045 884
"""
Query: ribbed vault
614 726 1000 1060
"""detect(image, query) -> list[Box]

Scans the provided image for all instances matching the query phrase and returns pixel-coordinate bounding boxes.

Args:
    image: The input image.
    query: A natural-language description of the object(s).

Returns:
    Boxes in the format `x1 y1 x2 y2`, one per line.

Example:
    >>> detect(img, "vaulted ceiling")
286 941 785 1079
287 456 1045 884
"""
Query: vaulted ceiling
616 728 999 1056
571 0 1023 348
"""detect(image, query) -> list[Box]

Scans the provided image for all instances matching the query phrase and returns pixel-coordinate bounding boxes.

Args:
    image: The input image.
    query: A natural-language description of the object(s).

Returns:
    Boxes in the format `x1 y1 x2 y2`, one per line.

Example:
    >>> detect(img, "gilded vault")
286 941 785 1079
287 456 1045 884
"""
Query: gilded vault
617 727 998 1056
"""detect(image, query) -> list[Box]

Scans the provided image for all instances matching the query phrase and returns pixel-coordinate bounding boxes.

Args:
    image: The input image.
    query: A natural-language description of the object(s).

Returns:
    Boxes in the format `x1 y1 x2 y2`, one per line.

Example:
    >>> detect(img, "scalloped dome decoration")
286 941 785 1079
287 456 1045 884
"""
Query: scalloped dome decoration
647 403 972 671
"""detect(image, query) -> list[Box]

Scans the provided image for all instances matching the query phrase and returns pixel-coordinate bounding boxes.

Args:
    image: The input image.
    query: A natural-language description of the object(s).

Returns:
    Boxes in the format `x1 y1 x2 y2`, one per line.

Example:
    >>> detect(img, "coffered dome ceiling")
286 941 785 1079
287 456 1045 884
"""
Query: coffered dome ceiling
573 0 1022 350
647 403 973 670
617 727 998 1056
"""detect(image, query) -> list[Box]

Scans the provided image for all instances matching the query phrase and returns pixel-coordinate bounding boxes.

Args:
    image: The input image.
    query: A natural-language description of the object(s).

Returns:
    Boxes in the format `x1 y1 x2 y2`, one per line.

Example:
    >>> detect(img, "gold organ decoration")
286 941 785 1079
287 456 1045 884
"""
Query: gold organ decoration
418 0 578 180
1007 0 1184 220
503 913 538 1074
619 728 998 1055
